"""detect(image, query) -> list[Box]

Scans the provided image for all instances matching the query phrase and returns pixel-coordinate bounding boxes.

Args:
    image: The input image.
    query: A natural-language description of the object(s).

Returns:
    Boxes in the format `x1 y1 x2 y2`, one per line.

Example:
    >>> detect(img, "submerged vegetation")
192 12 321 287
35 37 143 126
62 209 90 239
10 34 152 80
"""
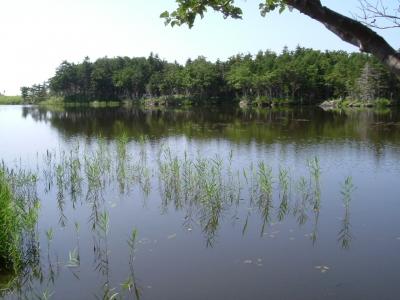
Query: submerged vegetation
20 47 399 107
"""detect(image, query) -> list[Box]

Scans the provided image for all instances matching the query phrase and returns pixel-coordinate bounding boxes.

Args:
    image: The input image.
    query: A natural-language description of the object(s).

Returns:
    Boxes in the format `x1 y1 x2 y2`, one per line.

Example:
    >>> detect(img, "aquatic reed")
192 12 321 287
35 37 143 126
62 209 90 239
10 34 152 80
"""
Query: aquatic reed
0 166 40 273
0 169 20 271
338 176 355 249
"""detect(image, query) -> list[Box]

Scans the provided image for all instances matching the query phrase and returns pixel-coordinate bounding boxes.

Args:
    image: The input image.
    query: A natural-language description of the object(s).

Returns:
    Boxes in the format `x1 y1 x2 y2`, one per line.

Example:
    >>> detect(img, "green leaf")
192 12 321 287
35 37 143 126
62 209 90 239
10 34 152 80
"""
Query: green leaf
279 4 286 14
160 11 169 18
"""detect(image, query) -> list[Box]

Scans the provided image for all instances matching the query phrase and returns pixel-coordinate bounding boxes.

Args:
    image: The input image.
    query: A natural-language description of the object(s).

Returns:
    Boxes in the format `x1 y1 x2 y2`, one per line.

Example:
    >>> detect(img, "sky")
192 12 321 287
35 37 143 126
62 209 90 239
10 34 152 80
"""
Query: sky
0 0 398 95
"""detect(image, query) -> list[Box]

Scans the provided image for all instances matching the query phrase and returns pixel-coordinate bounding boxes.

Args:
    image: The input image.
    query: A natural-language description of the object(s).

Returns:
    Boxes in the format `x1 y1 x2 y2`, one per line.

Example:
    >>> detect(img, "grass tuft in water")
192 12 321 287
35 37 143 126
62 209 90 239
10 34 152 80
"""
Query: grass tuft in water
126 228 141 299
66 248 80 268
278 167 290 221
338 176 355 249
257 162 274 234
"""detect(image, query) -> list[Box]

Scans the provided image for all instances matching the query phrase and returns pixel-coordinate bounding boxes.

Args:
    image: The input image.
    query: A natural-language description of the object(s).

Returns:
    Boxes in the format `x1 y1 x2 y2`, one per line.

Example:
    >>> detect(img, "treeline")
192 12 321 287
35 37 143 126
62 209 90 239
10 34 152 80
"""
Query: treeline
20 83 48 103
22 47 400 105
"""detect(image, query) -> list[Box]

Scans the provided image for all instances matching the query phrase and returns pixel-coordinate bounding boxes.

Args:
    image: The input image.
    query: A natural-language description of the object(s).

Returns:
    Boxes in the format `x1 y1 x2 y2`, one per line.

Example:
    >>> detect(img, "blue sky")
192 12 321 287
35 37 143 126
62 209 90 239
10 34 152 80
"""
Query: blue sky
0 0 398 95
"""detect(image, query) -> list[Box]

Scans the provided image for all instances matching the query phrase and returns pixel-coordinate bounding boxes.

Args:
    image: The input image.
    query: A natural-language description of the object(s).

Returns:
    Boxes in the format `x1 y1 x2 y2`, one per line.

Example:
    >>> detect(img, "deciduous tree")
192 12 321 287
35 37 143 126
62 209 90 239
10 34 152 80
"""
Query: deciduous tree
161 0 400 77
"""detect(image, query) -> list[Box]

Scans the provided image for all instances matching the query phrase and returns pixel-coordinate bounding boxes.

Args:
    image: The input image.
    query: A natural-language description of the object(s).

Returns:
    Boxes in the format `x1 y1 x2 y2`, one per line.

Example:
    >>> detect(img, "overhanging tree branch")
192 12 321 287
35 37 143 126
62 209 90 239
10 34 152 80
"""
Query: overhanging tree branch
162 0 400 78
284 0 400 77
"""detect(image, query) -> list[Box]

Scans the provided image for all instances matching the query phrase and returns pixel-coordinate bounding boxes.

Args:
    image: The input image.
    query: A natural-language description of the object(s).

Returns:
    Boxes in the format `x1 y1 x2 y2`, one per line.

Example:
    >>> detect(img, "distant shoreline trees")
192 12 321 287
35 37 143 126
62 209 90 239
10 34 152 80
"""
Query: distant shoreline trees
162 0 400 78
21 47 399 106
20 83 48 104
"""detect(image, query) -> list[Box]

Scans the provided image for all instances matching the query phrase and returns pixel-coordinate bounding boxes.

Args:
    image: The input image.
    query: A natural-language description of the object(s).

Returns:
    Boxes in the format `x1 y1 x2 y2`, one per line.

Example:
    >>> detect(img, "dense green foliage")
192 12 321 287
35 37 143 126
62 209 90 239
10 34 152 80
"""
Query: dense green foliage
20 83 48 104
161 0 289 28
162 0 400 80
0 168 39 273
23 48 399 105
0 170 19 271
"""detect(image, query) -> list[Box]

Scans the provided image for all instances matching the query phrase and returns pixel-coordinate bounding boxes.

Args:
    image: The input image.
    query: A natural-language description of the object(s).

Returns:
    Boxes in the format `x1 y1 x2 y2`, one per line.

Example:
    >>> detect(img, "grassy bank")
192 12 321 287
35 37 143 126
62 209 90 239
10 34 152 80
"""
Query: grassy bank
0 96 23 105
0 95 123 108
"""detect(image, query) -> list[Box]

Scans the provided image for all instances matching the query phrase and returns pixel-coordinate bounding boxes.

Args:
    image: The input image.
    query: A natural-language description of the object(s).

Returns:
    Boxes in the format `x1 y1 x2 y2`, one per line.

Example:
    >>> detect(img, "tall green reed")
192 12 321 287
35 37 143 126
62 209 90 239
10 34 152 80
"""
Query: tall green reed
0 166 40 273
338 176 355 249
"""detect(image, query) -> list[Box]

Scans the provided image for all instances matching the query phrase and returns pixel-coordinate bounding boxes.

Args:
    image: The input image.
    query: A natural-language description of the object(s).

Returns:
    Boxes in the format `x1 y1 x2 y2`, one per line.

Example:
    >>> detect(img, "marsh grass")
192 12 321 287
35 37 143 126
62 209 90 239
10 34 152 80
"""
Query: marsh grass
308 157 321 207
155 146 334 243
56 159 67 227
0 125 370 300
278 167 290 221
68 147 83 207
128 136 151 196
0 169 21 271
116 132 129 193
307 157 321 244
157 148 244 246
66 248 80 268
1 137 364 298
94 210 111 285
45 228 54 255
338 176 355 249
3 137 353 259
257 162 273 199
6 140 331 245
126 228 141 299
256 162 274 234
84 154 103 191
43 150 54 193
0 165 40 298
293 176 311 226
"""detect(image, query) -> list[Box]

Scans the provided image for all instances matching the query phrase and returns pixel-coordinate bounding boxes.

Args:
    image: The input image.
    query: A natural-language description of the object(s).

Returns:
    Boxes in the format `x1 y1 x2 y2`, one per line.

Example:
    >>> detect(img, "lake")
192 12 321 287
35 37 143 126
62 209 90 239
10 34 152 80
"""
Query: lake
1 105 400 300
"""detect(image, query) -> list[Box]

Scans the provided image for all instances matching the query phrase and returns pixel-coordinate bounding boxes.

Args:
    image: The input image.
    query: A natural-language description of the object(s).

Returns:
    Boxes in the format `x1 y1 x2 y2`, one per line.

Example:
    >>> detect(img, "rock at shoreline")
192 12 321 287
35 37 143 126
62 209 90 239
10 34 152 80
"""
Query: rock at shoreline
319 100 339 108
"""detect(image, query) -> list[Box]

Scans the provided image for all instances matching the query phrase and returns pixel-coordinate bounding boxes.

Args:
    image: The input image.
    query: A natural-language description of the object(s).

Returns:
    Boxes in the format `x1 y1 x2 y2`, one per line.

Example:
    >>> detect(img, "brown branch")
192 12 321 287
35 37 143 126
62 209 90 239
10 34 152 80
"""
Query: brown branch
284 0 400 77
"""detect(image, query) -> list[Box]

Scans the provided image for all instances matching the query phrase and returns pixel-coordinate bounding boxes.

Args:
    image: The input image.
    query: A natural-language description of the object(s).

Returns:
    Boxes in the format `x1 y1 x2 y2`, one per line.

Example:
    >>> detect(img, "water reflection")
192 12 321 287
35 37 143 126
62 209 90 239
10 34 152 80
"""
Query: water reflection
1 105 400 299
21 106 400 154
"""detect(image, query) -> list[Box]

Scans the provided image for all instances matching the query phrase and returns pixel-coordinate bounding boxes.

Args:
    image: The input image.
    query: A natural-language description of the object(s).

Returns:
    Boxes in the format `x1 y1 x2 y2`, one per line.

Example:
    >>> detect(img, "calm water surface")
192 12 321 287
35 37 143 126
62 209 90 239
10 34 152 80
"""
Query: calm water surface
1 105 400 300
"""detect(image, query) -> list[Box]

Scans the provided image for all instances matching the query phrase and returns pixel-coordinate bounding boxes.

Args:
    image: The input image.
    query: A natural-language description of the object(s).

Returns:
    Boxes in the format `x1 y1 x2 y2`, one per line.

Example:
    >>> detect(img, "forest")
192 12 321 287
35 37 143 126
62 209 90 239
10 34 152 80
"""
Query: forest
21 47 400 106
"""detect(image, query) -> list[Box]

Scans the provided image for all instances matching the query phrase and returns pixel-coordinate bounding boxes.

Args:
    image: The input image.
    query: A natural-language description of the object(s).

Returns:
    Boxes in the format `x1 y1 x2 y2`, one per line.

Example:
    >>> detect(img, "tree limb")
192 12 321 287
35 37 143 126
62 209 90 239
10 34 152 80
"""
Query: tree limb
284 0 400 77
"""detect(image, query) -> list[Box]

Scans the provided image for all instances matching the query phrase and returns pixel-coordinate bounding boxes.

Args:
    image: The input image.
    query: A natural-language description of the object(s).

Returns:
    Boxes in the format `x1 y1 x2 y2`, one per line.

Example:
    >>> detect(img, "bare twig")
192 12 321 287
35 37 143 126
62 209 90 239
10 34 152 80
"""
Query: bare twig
356 0 400 29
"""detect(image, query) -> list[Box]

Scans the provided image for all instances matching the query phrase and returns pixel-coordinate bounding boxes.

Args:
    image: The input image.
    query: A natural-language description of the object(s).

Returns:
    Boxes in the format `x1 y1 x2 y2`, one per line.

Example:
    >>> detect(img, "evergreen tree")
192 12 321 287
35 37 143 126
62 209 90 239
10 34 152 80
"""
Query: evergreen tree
356 62 381 103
